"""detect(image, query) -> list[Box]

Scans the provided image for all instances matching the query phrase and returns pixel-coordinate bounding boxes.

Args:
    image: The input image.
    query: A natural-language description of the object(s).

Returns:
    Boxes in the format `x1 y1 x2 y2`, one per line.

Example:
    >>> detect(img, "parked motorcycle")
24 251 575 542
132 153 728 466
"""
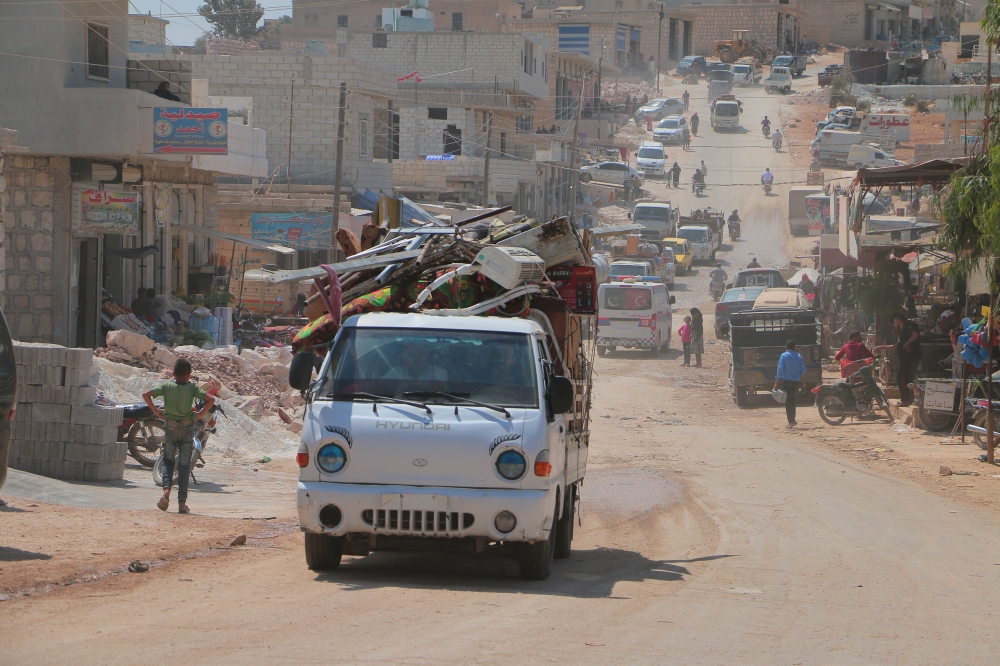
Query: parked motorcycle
812 359 892 425
692 181 706 196
710 280 725 302
152 402 227 486
966 397 1000 450
728 221 741 241
122 404 166 467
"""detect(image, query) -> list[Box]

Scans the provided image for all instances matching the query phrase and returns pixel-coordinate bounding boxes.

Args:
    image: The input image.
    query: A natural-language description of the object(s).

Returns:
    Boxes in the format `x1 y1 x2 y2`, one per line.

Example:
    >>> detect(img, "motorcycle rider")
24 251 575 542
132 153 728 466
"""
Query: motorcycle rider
670 162 681 188
691 168 706 194
761 167 774 190
709 263 728 299
747 257 761 268
772 127 783 149
761 115 771 137
727 209 741 238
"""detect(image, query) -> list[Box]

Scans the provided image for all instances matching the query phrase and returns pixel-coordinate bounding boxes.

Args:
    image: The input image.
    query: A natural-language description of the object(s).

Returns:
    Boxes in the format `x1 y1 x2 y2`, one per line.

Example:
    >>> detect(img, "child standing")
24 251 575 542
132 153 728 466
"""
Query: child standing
143 358 215 514
679 316 693 366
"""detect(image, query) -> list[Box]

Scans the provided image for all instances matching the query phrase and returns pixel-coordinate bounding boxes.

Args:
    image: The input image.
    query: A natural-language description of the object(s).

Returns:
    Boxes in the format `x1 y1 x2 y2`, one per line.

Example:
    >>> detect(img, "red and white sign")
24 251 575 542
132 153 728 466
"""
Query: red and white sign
862 113 910 141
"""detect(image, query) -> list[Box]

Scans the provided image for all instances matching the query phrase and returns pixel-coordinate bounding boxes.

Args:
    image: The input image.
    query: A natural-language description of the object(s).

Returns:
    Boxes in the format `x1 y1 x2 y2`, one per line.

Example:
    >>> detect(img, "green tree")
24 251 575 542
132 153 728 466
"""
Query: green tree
198 0 264 40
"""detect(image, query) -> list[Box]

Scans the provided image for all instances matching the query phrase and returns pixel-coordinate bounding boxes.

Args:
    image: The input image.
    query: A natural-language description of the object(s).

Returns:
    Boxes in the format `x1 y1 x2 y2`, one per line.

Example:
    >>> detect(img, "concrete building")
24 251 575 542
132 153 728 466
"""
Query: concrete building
0 0 267 347
280 0 524 39
679 3 802 56
128 13 169 46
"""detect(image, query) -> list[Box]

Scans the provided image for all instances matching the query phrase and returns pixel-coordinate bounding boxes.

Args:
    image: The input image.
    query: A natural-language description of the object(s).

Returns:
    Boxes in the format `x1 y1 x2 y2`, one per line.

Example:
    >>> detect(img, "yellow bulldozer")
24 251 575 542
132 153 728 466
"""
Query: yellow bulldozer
712 30 775 65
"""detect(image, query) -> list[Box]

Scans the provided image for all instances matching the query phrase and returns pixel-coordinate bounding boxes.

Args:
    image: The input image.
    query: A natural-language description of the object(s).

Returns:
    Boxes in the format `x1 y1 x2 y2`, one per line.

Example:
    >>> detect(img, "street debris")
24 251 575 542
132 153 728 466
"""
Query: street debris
127 561 149 573
229 535 247 546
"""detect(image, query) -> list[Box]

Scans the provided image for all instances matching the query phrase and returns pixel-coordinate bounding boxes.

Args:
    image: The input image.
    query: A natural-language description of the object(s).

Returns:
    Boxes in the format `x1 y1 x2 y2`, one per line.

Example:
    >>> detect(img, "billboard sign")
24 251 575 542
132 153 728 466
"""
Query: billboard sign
153 107 229 154
251 212 333 250
862 113 910 141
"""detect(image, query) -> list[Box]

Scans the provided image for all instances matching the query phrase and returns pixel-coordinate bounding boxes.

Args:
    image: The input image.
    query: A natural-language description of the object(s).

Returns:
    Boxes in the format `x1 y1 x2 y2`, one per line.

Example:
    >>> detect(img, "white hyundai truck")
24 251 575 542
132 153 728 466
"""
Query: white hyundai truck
290 310 592 580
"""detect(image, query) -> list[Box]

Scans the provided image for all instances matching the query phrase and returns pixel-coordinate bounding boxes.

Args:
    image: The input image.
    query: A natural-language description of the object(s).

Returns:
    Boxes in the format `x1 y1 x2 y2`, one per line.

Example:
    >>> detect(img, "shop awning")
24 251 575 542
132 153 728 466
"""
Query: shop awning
174 223 295 255
852 158 970 189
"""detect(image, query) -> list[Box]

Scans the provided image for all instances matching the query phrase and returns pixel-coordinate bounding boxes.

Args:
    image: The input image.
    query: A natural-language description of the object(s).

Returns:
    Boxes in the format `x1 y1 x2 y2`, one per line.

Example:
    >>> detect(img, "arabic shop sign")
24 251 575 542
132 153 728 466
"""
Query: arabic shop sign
251 212 333 250
153 107 229 155
80 190 138 235
861 114 910 141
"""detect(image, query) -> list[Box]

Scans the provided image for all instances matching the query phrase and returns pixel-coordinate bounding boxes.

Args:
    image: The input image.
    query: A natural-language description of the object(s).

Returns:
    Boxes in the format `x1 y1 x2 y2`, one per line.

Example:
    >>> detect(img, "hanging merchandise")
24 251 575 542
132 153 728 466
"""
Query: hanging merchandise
153 183 172 228
957 316 995 368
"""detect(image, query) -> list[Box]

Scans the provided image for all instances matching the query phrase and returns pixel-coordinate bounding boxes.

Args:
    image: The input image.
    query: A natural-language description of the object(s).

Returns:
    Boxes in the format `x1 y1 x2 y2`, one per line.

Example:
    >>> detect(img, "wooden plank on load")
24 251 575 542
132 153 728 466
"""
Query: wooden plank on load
261 250 425 285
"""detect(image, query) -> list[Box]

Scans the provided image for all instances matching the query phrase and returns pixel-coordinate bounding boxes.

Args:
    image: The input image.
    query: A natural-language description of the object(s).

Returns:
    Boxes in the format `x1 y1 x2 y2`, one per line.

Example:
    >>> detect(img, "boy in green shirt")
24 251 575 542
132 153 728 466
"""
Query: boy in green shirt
143 358 215 514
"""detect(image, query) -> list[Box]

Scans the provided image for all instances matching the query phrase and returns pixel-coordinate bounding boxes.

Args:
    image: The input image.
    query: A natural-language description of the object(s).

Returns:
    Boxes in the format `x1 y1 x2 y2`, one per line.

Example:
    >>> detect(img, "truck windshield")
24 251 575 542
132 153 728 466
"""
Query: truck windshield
637 148 663 159
634 206 670 220
715 103 739 117
322 328 538 408
733 66 749 73
677 227 708 243
601 287 653 311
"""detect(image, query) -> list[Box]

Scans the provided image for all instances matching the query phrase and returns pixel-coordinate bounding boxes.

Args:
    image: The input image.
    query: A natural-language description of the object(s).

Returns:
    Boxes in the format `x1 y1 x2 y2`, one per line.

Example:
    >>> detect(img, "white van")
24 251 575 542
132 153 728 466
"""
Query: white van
596 280 675 356
847 144 906 169
676 224 715 261
635 141 667 177
811 129 863 166
293 312 590 580
711 99 742 130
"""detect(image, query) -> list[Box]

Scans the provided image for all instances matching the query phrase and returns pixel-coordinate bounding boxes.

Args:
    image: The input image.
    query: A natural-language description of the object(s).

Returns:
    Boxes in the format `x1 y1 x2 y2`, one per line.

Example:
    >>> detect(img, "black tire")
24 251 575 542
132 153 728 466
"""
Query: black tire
305 533 343 571
580 173 592 183
555 486 575 559
519 501 558 580
127 419 166 467
718 47 735 63
661 331 671 352
972 412 994 450
735 387 749 407
608 345 617 354
649 338 660 358
817 394 848 426
918 406 955 432
597 345 607 357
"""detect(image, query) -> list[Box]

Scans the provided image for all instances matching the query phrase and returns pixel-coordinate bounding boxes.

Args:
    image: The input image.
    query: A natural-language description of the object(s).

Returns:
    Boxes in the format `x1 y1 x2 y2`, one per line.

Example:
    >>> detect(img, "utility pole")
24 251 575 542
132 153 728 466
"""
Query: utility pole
286 78 295 197
567 72 586 221
481 112 494 207
387 99 393 163
656 3 664 94
331 82 347 261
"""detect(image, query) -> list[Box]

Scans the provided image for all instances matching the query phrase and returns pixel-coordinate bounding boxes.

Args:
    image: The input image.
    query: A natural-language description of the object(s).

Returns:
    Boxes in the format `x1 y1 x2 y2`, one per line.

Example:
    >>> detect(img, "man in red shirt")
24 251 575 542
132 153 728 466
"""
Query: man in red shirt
835 331 874 364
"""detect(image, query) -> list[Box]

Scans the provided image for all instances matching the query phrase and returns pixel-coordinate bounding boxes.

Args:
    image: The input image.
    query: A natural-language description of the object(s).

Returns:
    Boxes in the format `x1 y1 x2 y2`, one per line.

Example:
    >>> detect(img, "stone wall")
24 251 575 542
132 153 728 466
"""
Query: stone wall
680 4 795 55
1 155 65 342
128 14 169 45
126 58 193 104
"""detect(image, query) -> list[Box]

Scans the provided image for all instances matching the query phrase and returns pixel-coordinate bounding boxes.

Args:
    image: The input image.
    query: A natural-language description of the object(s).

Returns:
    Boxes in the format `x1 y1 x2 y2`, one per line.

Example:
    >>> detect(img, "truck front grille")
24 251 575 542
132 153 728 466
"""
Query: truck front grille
361 509 474 536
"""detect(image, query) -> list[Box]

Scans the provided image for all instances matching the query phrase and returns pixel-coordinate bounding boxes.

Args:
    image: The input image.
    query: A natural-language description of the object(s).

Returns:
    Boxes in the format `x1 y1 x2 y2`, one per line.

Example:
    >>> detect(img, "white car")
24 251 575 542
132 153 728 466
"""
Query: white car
580 161 644 186
635 142 666 176
634 98 685 123
653 116 689 145
676 224 715 261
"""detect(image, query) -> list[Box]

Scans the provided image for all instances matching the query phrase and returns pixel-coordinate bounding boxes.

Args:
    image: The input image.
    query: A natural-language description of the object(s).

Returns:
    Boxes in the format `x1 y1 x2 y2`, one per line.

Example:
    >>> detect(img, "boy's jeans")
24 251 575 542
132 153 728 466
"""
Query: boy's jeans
162 419 195 503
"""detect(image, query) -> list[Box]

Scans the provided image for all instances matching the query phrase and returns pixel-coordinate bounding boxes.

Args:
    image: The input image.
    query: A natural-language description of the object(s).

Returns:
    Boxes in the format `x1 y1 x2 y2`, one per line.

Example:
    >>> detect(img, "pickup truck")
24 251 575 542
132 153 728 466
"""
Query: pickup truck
764 66 793 93
632 201 678 239
291 304 593 580
728 308 822 407
771 54 807 77
610 257 675 286
731 60 762 85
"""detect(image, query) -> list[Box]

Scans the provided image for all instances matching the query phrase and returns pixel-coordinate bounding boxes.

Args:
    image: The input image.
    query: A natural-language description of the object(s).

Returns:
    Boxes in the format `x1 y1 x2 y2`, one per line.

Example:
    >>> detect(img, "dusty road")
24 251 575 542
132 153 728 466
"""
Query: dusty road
4 64 1000 664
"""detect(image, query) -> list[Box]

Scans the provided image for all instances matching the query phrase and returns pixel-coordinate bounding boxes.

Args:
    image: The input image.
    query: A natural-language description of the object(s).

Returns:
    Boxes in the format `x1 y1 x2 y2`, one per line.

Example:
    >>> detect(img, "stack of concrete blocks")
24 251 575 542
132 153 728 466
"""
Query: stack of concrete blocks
7 342 126 482
125 57 192 104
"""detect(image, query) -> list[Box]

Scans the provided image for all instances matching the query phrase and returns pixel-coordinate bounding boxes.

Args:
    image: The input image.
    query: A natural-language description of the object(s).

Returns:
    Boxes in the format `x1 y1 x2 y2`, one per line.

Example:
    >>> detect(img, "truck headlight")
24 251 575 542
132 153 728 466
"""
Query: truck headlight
494 511 517 533
495 450 526 480
316 443 347 474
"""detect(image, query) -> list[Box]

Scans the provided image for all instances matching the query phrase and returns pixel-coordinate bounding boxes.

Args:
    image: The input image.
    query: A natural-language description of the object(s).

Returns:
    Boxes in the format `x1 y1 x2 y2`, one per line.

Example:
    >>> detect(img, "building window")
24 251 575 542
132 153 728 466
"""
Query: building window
375 14 381 27
337 15 348 27
428 108 448 120
499 132 507 156
373 32 388 48
524 40 535 75
360 116 369 157
452 12 463 31
86 22 110 80
443 125 462 155
516 115 533 133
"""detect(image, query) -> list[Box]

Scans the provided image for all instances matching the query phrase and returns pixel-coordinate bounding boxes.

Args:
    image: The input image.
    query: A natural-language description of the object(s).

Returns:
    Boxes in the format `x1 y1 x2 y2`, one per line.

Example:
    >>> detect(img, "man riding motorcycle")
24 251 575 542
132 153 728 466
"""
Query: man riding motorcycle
727 209 741 240
761 167 774 192
709 263 728 300
761 115 771 137
772 128 783 150
691 168 706 194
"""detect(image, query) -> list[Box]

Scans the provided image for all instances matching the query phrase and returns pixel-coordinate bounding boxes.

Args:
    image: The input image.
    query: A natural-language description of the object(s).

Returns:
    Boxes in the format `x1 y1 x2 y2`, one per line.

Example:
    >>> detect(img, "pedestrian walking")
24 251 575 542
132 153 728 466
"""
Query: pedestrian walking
690 112 699 135
689 307 704 367
679 316 693 366
646 115 653 132
143 358 216 514
876 313 922 407
670 162 681 188
774 340 807 428
683 129 692 151
623 174 633 202
682 89 690 111
700 160 708 179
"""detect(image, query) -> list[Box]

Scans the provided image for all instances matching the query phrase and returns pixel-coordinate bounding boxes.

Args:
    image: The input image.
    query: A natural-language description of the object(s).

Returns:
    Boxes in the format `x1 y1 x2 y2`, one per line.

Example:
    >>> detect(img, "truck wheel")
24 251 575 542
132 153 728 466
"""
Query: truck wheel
735 387 749 407
555 486 576 559
607 345 617 354
817 395 848 426
918 406 955 432
597 345 607 357
649 337 660 357
519 502 558 580
304 533 343 571
661 331 671 352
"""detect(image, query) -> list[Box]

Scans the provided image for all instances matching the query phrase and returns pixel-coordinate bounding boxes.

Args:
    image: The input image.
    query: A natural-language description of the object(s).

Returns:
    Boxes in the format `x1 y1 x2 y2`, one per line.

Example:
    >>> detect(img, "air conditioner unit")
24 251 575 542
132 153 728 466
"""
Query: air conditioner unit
473 246 546 289
91 164 118 181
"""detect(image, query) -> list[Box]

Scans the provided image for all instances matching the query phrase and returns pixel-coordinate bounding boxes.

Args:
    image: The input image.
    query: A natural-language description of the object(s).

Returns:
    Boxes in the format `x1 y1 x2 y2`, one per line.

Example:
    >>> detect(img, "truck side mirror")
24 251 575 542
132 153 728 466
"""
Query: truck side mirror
547 375 575 415
289 352 315 391
669 295 676 304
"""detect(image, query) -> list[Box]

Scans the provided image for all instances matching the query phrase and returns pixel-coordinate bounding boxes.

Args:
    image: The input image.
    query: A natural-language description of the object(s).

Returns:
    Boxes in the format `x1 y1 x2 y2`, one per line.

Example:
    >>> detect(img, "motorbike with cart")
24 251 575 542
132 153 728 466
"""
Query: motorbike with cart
812 358 893 425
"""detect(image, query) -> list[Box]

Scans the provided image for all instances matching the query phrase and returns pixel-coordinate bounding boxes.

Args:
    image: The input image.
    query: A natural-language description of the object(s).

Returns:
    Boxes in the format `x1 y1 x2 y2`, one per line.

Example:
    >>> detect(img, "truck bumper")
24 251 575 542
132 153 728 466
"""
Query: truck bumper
297 481 557 543
733 369 822 388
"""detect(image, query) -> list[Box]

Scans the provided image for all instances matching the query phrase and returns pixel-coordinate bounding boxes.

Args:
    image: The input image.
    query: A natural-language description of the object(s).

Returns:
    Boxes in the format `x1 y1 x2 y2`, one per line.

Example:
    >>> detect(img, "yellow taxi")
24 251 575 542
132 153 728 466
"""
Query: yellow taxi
660 238 693 275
